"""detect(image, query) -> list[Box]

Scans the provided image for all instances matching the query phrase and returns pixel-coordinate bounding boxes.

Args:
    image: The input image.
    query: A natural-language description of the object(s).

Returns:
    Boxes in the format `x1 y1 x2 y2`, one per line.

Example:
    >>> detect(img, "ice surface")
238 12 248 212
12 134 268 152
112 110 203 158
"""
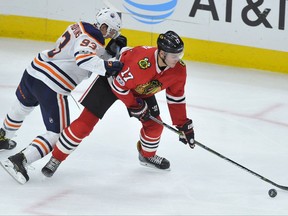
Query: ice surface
0 38 288 215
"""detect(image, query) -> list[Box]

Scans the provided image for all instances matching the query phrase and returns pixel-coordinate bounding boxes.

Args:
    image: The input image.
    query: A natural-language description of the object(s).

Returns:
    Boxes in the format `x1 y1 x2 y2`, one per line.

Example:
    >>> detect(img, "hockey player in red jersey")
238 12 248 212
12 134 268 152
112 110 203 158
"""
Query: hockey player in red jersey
0 8 127 184
41 30 195 177
109 32 194 169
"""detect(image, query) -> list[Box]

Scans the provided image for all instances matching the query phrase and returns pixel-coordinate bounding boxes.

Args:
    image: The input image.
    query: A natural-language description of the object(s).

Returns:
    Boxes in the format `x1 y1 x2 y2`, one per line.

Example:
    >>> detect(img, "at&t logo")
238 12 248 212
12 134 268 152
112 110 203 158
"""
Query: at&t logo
123 0 177 24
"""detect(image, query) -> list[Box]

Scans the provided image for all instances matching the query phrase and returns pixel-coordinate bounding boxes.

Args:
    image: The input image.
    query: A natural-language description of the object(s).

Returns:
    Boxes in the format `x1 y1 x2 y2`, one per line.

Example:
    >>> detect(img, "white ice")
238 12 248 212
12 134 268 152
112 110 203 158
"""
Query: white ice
0 38 288 215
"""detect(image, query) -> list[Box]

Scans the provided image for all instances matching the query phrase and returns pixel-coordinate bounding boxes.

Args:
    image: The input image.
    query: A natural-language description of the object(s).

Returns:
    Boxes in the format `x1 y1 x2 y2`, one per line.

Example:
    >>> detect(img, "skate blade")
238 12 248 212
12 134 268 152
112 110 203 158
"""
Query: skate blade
139 161 171 171
0 160 27 184
0 148 8 152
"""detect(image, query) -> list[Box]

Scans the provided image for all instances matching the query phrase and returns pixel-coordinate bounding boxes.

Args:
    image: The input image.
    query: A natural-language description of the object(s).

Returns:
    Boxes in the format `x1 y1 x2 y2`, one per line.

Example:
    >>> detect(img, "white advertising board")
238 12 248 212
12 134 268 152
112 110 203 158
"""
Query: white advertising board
0 0 287 51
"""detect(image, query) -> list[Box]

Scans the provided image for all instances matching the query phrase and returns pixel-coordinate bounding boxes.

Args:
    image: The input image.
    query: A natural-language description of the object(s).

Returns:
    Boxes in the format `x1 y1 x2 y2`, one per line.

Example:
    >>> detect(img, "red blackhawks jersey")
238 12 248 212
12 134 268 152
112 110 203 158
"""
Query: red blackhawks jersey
110 46 188 126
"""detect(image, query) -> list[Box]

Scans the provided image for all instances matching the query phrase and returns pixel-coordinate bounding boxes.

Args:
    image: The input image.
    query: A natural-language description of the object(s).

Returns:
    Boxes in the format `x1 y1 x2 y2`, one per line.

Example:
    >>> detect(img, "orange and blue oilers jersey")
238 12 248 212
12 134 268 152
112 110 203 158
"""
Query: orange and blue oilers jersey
110 46 188 126
26 22 110 94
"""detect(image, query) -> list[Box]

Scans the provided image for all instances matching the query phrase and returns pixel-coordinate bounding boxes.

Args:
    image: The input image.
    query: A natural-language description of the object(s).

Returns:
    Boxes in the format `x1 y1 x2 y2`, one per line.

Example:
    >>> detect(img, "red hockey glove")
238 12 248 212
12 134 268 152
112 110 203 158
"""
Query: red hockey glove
104 60 123 77
176 119 195 148
128 98 151 122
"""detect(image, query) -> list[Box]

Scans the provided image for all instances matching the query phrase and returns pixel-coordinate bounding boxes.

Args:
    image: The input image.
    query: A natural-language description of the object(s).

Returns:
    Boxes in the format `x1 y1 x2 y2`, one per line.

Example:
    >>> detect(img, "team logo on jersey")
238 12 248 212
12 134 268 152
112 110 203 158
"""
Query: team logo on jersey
135 80 162 95
138 58 151 69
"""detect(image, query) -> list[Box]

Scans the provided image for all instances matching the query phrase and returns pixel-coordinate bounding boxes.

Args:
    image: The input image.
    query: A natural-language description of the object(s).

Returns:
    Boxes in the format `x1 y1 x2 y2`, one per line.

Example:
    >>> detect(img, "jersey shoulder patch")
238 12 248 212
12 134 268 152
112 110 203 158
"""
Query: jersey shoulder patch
138 57 151 69
81 22 105 45
179 59 186 66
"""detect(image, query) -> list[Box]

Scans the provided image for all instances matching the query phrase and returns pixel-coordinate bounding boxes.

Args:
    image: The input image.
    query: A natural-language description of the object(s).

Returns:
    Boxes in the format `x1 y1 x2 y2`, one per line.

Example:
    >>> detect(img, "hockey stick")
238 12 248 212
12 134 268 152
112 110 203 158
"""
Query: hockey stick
115 45 121 60
149 116 288 191
149 116 183 135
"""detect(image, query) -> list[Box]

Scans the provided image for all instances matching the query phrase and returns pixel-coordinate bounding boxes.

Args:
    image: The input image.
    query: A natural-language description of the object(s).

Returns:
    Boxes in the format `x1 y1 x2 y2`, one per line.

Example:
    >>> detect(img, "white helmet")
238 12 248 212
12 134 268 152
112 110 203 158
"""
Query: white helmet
95 8 121 39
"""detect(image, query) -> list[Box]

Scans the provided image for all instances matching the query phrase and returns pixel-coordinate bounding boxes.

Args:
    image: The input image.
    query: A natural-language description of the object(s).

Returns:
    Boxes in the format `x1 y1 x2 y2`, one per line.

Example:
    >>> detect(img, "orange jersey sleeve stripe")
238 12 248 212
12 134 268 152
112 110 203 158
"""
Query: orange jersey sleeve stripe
75 53 96 61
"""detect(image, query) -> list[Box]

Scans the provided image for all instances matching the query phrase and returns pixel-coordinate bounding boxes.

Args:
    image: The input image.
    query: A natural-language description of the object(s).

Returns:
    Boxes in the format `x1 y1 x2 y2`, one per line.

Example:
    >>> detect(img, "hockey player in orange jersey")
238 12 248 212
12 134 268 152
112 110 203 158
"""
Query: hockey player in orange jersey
0 8 127 184
40 30 195 178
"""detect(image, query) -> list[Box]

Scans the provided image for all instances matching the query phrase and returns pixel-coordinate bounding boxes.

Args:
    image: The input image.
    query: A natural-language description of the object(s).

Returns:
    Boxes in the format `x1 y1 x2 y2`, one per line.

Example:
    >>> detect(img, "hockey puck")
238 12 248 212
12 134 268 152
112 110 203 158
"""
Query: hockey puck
268 189 277 198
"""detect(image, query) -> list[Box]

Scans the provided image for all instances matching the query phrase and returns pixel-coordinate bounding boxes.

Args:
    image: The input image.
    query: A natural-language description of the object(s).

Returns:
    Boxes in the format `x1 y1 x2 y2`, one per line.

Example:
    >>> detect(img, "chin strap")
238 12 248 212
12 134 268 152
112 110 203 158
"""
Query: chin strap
157 52 168 68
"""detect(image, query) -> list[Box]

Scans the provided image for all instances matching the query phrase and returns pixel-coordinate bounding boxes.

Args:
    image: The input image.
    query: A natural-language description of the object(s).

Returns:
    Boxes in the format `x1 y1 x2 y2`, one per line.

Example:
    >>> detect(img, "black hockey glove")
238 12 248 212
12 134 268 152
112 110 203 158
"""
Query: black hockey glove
176 119 195 148
115 35 127 48
105 35 127 57
104 60 123 77
128 98 151 122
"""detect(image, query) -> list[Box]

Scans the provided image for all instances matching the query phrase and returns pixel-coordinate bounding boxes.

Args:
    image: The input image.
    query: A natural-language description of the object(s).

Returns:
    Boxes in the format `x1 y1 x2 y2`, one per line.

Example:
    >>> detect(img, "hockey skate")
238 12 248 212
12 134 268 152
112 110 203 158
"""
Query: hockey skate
137 141 170 170
0 152 29 184
41 156 61 177
0 128 17 151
